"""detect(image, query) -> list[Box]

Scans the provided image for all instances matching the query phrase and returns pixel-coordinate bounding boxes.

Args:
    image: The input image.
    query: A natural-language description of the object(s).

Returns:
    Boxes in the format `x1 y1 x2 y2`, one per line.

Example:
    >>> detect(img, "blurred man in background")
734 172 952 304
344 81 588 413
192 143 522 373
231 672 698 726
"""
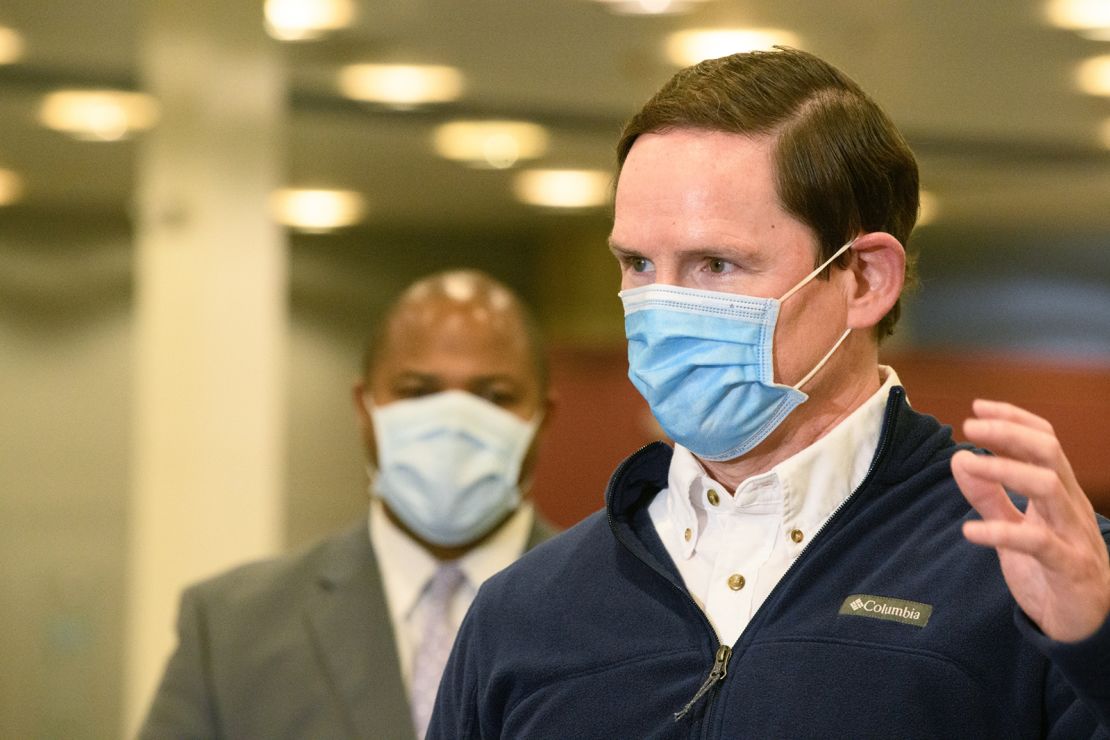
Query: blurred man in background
430 49 1110 738
140 269 555 739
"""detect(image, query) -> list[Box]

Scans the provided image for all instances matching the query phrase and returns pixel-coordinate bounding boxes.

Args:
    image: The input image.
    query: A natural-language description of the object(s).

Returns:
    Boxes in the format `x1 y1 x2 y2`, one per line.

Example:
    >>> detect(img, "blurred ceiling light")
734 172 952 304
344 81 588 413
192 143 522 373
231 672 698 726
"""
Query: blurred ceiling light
593 0 709 16
264 0 355 41
269 188 367 232
1045 0 1110 40
1076 54 1110 96
0 168 24 205
917 190 940 227
39 90 160 142
666 28 802 66
0 25 24 64
512 169 611 209
338 64 464 107
433 120 549 169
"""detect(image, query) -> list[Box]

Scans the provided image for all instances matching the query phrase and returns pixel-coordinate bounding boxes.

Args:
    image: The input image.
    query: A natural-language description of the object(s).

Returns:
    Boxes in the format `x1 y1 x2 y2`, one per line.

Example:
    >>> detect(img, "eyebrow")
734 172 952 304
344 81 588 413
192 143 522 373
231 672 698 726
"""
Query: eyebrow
471 375 526 389
390 371 439 384
607 241 643 259
392 370 526 386
608 241 763 265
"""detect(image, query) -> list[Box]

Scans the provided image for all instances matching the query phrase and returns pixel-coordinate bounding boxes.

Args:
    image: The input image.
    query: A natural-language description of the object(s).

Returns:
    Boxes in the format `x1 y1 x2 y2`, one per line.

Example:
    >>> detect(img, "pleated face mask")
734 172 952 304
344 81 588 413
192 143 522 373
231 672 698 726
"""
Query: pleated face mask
368 390 540 547
620 239 855 462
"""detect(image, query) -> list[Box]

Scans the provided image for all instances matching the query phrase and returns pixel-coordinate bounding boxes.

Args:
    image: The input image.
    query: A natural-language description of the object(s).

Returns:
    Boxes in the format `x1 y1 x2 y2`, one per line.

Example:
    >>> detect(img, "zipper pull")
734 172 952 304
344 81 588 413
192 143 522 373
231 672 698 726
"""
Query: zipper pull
674 645 732 721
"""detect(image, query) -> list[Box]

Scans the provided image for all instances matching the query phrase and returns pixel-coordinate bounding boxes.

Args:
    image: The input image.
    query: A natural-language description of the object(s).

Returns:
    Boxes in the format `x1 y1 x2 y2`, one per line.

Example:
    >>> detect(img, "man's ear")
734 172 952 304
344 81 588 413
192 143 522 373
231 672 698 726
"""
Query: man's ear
537 389 558 432
351 379 370 426
351 378 377 463
518 388 557 493
844 231 905 331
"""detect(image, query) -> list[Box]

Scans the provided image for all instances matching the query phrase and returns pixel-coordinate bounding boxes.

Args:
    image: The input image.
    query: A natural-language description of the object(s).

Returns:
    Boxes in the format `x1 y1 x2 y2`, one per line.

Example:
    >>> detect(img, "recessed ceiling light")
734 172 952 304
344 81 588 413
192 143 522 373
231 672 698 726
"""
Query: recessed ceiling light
433 120 549 169
264 0 356 41
338 64 464 107
0 168 24 205
39 90 160 142
1045 0 1110 39
269 188 367 232
512 169 612 209
592 0 709 16
1076 55 1110 97
0 26 24 64
665 28 801 67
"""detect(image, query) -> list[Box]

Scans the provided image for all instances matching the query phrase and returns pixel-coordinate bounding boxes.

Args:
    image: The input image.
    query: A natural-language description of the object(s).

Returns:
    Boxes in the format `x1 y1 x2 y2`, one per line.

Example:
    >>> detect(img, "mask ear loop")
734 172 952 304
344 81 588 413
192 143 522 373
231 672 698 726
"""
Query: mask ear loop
792 327 851 390
780 237 858 391
778 237 858 304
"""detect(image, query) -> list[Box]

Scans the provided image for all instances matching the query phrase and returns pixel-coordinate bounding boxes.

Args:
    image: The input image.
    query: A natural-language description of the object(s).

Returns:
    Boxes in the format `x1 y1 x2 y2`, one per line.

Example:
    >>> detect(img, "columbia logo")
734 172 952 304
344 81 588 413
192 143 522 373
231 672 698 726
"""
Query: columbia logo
839 594 933 628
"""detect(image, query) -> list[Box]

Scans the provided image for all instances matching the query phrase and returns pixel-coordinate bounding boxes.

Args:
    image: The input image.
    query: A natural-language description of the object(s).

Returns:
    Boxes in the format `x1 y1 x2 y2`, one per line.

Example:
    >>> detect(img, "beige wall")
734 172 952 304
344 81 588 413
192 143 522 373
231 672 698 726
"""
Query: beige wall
0 215 131 738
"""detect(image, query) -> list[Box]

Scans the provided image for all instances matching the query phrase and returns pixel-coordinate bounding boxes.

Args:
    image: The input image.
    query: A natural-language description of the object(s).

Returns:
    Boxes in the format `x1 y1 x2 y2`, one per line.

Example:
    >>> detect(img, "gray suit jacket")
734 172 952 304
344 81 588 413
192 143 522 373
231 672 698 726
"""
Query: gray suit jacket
139 516 557 739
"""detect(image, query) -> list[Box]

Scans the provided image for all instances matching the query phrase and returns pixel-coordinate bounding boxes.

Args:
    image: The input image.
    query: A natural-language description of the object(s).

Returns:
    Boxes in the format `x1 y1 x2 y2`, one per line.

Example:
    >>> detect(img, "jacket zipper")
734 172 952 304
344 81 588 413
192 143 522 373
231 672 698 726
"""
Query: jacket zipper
604 444 731 724
673 645 732 720
605 388 903 732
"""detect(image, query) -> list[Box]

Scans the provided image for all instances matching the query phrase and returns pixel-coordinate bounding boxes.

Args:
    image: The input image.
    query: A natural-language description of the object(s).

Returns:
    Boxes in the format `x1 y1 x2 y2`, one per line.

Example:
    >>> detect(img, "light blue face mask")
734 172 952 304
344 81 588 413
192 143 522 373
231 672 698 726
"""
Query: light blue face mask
620 240 855 462
368 390 540 547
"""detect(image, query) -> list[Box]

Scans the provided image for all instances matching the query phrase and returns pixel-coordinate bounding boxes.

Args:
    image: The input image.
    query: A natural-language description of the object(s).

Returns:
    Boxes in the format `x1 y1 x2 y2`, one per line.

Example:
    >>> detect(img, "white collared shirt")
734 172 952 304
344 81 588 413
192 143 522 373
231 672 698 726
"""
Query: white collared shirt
648 367 901 647
369 497 534 692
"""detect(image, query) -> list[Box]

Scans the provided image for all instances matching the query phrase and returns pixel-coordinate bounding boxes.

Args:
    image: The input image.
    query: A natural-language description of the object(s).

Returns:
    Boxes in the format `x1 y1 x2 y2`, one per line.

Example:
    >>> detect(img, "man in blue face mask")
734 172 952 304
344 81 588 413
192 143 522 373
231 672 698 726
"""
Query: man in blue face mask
430 48 1110 739
140 269 556 740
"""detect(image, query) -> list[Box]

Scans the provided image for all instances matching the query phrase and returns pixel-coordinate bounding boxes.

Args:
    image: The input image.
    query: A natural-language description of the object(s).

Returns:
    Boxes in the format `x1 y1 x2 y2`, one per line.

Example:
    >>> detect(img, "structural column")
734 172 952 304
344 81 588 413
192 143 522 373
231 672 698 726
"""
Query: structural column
124 2 287 734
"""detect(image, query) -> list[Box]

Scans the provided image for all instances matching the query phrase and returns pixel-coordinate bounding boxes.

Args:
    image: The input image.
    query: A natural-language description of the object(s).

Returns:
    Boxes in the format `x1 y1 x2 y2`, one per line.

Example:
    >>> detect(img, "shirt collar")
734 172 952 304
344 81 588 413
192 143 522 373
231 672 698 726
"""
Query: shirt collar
665 366 901 558
369 497 534 624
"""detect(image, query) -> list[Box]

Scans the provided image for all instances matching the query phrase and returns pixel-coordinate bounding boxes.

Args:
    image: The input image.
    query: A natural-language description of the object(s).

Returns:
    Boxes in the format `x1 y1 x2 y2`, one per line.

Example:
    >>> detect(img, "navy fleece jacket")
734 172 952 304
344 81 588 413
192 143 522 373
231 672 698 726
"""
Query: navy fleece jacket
430 388 1110 739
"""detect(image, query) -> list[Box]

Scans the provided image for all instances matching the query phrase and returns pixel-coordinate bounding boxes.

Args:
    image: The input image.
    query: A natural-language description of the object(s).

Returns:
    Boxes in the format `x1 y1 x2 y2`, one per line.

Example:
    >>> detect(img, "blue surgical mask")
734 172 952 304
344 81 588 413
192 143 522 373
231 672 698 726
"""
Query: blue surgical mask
368 390 540 547
620 240 855 462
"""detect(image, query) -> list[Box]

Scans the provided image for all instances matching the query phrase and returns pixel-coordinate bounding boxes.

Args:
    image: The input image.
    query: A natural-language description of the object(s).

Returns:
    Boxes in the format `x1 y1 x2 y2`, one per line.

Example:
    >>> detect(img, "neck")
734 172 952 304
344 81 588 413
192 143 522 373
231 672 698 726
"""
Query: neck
700 352 882 493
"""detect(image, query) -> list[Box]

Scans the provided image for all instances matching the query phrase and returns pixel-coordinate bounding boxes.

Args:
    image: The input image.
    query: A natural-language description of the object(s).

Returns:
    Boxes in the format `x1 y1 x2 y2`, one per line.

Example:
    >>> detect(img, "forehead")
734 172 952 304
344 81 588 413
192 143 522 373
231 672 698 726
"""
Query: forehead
616 130 778 214
375 299 534 380
611 129 808 254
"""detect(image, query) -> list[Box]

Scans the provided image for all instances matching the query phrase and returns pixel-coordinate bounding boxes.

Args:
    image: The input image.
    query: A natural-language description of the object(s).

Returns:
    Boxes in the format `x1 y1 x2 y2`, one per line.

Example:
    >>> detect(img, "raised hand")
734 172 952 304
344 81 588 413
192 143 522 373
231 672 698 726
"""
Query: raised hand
951 399 1110 643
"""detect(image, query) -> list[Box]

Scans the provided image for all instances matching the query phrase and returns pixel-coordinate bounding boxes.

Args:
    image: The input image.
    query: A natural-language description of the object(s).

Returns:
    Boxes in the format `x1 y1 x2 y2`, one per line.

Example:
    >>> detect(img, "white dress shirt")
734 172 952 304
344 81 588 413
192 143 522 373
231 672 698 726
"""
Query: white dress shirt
369 497 534 692
648 367 901 647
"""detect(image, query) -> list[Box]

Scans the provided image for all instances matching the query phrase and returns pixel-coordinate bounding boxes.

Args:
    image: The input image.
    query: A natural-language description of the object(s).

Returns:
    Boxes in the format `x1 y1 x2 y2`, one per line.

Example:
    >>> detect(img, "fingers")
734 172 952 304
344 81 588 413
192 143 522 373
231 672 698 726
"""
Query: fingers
969 399 1054 434
962 399 1081 497
960 519 1066 568
955 399 1099 548
955 400 1110 642
951 450 1023 523
952 449 1076 530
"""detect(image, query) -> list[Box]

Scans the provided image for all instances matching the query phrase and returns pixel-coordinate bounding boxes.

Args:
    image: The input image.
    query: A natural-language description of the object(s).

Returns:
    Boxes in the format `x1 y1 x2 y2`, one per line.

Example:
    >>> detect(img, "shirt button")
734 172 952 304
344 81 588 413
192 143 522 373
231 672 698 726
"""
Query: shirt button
707 489 720 506
727 573 746 591
684 528 692 542
790 528 804 544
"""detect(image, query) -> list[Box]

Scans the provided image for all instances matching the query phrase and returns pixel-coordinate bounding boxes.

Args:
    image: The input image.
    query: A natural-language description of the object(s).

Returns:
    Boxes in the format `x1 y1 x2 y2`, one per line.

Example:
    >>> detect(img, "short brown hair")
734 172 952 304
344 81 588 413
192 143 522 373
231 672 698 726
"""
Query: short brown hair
617 48 919 338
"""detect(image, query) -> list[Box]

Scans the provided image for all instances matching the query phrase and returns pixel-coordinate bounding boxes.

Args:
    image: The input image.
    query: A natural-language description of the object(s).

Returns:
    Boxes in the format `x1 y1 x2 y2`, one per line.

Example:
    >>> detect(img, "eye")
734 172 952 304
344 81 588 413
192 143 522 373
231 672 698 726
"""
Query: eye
629 256 653 273
486 390 520 407
476 384 522 408
705 258 733 274
394 388 429 399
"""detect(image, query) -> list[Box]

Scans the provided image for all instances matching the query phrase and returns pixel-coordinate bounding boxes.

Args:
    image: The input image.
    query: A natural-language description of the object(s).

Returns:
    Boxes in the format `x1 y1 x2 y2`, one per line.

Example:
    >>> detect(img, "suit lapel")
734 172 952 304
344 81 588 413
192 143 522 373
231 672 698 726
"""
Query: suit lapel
302 514 558 739
304 522 415 740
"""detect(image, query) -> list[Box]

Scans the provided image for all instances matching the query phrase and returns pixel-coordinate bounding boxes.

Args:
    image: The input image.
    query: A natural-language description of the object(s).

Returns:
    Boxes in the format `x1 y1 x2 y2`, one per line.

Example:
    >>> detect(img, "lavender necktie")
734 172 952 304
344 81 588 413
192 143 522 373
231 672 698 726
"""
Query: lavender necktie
410 562 466 739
